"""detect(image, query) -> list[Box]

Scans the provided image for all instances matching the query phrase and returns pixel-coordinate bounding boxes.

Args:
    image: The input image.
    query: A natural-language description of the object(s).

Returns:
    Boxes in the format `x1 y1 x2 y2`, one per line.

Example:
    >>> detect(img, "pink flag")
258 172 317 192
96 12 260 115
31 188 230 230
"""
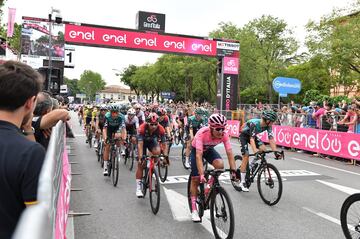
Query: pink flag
7 8 16 37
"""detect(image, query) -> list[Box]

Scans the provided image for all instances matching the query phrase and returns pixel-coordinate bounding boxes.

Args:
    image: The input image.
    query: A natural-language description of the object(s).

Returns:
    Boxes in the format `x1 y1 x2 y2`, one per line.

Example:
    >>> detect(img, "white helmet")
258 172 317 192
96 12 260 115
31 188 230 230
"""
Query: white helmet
127 108 136 115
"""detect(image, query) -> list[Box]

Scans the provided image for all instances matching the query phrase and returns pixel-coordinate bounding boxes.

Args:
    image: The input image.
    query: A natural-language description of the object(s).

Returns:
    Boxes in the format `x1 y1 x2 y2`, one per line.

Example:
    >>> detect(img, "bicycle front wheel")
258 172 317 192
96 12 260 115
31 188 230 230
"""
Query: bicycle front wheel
158 157 168 183
112 151 120 187
129 144 135 171
149 169 161 214
210 187 235 239
341 193 360 239
181 144 189 170
257 163 282 206
88 132 92 148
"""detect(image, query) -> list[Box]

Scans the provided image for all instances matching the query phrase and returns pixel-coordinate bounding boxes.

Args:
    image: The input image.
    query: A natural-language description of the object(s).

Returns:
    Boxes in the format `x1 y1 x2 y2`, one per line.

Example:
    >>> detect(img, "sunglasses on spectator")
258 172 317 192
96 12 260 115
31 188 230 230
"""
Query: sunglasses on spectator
136 108 140 110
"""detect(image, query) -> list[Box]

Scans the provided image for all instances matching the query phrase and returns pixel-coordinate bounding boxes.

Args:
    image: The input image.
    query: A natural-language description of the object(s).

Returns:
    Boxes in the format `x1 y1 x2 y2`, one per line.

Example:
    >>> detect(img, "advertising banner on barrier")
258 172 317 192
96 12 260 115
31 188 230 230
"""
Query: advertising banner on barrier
55 147 71 239
257 125 360 160
225 120 240 137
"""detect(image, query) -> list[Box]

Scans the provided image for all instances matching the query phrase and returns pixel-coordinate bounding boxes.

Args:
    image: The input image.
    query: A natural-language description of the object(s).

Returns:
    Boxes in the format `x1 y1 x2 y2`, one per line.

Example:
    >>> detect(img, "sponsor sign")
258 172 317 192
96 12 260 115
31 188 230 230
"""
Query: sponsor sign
160 91 175 99
258 125 360 160
60 84 68 94
136 11 165 32
216 41 240 51
273 77 301 94
65 23 217 56
223 57 239 75
222 74 238 110
64 46 75 68
224 120 240 137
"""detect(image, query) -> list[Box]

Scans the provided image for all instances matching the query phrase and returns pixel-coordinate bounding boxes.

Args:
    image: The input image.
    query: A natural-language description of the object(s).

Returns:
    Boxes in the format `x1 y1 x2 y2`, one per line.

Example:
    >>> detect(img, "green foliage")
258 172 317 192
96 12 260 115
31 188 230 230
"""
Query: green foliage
306 2 360 95
78 70 106 101
0 23 21 55
64 77 81 96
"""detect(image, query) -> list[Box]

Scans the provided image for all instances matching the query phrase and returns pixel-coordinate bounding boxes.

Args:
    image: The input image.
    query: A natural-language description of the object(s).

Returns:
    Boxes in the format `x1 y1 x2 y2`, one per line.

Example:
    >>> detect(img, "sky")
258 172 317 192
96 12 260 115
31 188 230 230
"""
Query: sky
2 0 355 86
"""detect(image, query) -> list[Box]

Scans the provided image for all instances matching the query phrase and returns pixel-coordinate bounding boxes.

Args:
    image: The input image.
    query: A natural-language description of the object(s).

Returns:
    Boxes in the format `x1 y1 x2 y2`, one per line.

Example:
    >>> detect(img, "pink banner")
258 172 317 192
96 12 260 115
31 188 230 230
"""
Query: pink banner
65 24 217 56
225 120 240 137
55 147 72 239
223 57 239 75
257 125 360 160
7 8 16 37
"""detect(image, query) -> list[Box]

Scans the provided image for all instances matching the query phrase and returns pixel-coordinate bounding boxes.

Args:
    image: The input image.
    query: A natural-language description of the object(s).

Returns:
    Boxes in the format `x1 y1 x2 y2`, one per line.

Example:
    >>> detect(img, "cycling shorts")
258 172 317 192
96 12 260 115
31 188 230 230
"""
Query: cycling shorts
190 147 221 176
85 116 92 126
239 133 263 155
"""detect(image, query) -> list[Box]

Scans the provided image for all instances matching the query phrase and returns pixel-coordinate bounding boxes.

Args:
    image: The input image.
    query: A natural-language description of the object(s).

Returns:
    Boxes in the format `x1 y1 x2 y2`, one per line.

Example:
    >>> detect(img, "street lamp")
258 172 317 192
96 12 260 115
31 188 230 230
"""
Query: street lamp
47 7 62 92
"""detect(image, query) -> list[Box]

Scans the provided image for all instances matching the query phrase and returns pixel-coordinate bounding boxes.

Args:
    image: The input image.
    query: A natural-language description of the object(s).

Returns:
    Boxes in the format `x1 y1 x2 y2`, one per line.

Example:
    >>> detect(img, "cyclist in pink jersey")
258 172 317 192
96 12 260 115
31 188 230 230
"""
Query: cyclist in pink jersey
189 113 239 222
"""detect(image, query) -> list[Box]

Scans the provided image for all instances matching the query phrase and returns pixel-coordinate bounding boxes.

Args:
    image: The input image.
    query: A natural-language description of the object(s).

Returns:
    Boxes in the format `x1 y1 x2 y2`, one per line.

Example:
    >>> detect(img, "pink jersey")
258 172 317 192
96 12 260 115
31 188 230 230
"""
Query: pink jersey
192 127 232 153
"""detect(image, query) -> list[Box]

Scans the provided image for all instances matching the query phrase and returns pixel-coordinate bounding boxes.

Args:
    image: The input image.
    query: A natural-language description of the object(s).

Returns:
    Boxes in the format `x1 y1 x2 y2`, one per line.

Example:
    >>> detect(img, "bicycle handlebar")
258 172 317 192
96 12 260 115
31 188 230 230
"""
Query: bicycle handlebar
248 150 285 160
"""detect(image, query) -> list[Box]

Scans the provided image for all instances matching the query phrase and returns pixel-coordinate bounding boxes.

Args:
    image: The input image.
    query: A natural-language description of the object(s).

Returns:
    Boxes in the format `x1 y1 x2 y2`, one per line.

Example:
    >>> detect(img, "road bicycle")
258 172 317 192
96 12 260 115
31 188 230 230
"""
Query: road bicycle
107 138 121 187
96 135 104 168
140 155 161 215
232 150 284 206
340 193 360 239
124 135 137 171
187 169 235 239
85 124 93 148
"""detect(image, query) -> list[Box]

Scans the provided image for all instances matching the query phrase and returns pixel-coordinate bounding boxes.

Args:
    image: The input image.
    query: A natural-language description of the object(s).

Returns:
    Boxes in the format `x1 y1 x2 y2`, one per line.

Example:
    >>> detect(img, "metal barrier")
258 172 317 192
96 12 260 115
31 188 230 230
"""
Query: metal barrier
13 122 66 239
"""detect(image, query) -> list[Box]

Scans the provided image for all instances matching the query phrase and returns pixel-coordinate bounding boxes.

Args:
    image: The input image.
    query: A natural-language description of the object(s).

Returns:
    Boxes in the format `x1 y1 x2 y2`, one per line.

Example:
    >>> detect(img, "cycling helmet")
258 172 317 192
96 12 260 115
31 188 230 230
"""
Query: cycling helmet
208 113 227 128
127 108 136 115
157 108 166 116
108 105 119 112
146 112 159 123
120 105 127 114
100 104 107 110
261 110 278 122
195 107 205 115
166 108 172 113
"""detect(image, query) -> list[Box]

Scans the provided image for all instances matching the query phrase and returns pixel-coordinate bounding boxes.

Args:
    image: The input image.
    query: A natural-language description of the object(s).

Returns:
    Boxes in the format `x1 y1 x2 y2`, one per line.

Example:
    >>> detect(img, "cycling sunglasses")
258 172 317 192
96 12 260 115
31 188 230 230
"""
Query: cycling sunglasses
213 127 225 132
149 123 158 126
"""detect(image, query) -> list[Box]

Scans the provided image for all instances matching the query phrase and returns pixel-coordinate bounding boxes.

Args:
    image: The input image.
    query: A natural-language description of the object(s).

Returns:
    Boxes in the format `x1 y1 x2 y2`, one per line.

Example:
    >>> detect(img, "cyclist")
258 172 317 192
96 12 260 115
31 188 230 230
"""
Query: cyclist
124 108 139 152
84 105 95 143
184 107 206 168
238 110 281 192
94 105 107 149
135 113 167 197
189 113 238 222
157 108 171 164
135 103 145 125
102 105 127 176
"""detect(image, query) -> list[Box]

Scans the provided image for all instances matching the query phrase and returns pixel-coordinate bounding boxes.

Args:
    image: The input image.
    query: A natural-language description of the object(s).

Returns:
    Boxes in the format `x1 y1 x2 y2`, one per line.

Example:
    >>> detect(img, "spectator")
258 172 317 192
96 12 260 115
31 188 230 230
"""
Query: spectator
0 61 46 238
312 102 326 129
337 104 358 133
32 92 70 149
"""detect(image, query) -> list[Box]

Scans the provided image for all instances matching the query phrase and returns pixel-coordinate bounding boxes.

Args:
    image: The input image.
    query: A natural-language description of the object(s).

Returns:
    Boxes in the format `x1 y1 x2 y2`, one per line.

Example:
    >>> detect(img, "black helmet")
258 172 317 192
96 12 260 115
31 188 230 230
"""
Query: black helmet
262 111 277 122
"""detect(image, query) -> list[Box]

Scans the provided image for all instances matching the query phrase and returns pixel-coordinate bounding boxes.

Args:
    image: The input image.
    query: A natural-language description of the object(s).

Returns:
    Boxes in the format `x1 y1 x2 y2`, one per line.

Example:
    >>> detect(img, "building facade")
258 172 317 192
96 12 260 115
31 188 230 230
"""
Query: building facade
97 85 139 103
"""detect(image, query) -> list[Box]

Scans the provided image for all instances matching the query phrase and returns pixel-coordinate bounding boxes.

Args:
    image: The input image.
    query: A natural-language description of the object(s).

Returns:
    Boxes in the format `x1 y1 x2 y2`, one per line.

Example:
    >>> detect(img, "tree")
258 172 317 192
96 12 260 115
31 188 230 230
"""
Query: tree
306 1 360 95
120 65 141 96
241 15 299 103
77 70 106 101
64 76 81 96
0 23 22 55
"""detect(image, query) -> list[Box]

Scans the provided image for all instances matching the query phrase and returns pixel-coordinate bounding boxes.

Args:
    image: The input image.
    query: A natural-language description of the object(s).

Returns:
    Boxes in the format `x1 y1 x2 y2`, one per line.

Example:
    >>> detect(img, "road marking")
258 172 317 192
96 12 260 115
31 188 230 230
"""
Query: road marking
316 180 360 195
163 187 227 237
161 170 319 185
303 207 342 227
292 157 360 177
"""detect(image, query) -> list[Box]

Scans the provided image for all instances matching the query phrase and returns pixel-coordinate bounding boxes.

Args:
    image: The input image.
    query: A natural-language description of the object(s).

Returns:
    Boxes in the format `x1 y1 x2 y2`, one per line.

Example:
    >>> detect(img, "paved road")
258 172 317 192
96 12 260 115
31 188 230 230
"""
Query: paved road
68 112 358 239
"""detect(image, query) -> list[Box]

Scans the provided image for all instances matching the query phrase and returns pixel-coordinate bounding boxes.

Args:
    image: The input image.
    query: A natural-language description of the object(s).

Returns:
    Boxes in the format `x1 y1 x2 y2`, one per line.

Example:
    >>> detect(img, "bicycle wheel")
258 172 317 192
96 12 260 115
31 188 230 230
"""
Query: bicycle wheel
158 156 168 183
141 167 148 198
112 150 120 186
341 193 360 239
88 131 92 148
149 169 161 214
257 163 282 206
174 130 180 145
210 187 235 239
100 143 104 168
97 141 101 162
129 144 135 171
181 144 189 169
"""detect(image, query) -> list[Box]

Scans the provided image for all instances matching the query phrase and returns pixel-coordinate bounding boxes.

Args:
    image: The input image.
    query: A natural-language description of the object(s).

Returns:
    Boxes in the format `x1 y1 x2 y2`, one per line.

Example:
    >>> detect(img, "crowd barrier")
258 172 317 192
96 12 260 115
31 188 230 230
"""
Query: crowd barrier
13 122 71 239
225 121 360 161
